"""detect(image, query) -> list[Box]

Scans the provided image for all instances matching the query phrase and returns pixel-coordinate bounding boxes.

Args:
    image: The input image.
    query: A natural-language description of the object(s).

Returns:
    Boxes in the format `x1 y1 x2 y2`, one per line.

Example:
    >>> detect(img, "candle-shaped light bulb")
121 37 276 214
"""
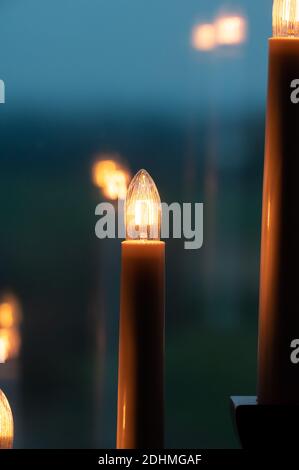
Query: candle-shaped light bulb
273 0 299 36
125 169 161 240
0 389 13 449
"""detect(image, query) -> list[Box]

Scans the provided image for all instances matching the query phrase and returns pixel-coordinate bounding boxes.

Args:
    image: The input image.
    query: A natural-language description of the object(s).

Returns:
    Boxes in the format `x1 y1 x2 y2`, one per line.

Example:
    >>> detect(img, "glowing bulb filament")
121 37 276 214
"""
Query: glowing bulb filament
273 0 299 36
125 169 161 240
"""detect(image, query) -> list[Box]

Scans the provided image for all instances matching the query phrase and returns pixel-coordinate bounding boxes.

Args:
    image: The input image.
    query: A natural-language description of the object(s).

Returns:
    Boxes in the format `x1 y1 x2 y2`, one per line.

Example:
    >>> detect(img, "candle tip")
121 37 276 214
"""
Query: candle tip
125 169 161 240
273 0 299 37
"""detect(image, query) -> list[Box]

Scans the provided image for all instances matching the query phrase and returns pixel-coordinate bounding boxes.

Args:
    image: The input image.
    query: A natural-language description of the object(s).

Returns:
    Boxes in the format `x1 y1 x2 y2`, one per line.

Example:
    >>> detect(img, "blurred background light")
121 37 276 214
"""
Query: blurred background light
192 14 247 52
215 14 247 46
92 157 131 200
0 337 8 364
0 295 22 330
0 329 21 363
0 294 22 363
191 23 217 51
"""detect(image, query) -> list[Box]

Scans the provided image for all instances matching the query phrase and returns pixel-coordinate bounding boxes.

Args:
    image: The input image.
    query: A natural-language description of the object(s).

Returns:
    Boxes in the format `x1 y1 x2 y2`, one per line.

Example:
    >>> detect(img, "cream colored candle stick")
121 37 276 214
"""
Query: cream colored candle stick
258 0 299 404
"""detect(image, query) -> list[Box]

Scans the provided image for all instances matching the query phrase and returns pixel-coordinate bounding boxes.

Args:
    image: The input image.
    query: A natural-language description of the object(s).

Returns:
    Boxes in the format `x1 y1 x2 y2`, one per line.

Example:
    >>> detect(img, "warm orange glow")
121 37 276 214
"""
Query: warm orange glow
215 15 247 45
0 294 22 363
125 169 161 240
0 337 8 363
0 295 21 329
122 401 126 432
273 0 299 36
92 158 131 200
0 329 21 363
0 303 14 329
0 389 13 449
191 24 216 51
103 169 128 200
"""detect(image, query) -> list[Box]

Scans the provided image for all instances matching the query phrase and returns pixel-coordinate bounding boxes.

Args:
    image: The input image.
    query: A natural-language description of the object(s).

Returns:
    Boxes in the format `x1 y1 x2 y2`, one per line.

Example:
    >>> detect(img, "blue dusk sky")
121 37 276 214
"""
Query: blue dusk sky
0 0 272 113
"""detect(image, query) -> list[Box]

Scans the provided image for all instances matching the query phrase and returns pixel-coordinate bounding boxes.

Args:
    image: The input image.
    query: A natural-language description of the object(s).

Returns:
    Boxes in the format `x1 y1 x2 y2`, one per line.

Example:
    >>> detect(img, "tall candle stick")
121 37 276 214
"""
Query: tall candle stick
117 169 165 449
258 0 299 404
0 389 13 449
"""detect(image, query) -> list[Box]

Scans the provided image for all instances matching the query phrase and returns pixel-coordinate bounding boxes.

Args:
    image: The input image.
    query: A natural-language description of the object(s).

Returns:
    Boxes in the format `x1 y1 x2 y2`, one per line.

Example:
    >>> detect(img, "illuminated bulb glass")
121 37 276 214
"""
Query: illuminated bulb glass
273 0 299 36
125 169 161 240
0 389 13 449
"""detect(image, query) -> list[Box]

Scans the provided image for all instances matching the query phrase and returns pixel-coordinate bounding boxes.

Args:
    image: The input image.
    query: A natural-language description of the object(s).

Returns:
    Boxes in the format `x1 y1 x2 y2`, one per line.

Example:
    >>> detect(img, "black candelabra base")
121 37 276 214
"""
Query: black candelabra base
230 396 299 449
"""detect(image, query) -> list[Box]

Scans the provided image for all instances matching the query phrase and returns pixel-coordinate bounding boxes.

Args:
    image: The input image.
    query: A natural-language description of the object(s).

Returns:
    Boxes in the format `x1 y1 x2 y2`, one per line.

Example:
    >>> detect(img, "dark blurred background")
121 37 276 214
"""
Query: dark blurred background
0 0 272 448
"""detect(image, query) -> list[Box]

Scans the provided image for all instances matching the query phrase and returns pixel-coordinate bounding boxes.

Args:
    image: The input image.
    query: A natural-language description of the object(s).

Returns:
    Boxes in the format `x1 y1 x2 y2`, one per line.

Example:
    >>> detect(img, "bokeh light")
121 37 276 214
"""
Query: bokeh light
191 23 217 51
215 15 247 46
0 337 7 363
0 293 22 363
0 329 21 363
92 157 131 200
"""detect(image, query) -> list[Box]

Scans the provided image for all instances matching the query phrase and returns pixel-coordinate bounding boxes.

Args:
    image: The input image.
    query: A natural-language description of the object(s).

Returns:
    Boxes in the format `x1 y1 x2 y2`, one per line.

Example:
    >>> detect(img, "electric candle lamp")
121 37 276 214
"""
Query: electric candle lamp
117 169 165 449
258 0 299 404
0 389 13 449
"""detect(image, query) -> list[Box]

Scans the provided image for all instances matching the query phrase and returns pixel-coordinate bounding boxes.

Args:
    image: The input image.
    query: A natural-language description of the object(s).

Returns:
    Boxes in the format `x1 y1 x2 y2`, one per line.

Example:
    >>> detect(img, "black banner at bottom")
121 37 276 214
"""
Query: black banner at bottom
0 449 295 467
